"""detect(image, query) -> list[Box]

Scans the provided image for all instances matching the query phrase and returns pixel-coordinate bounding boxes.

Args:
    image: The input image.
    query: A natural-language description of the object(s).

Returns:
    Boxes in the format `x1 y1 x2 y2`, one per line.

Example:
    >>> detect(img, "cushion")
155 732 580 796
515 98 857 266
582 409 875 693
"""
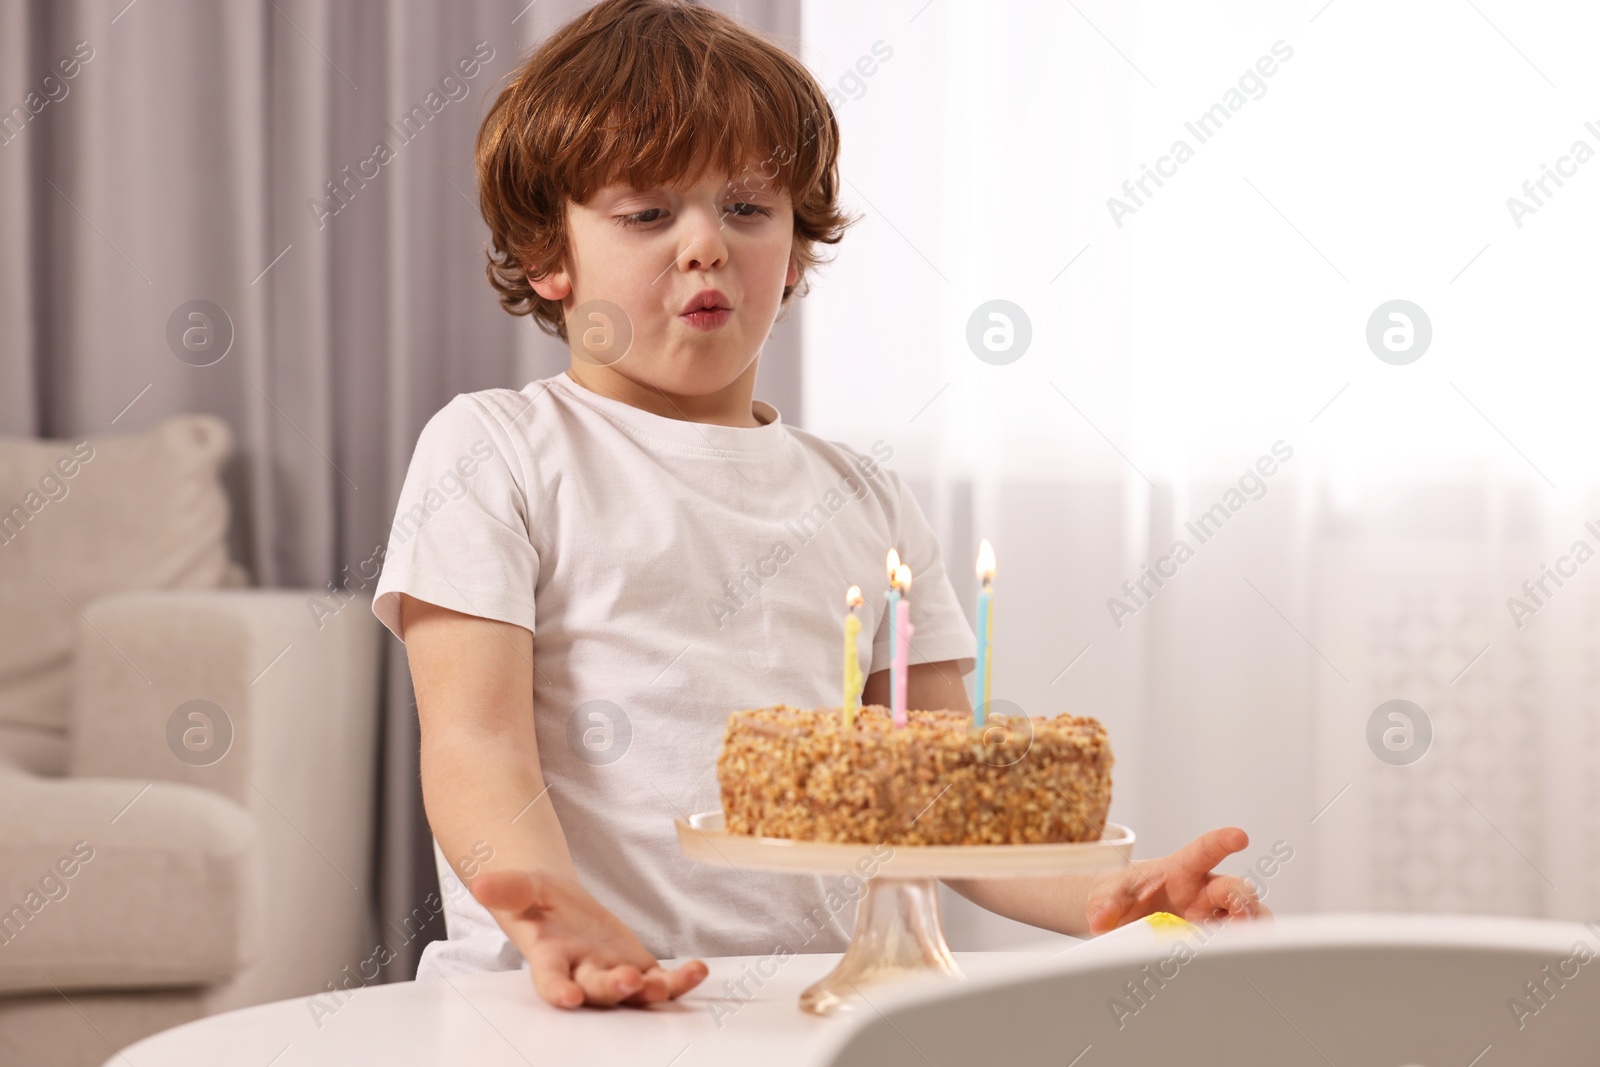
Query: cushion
0 416 242 753
0 766 258 994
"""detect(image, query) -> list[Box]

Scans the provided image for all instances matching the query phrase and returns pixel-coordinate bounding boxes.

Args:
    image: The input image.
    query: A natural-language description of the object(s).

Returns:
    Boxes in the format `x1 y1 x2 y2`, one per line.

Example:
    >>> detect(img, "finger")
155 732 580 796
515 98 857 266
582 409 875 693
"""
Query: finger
1205 875 1261 918
1213 880 1275 924
1169 827 1249 877
628 963 687 1004
655 959 710 999
526 943 584 1009
1086 865 1156 935
573 958 646 1006
621 965 674 1005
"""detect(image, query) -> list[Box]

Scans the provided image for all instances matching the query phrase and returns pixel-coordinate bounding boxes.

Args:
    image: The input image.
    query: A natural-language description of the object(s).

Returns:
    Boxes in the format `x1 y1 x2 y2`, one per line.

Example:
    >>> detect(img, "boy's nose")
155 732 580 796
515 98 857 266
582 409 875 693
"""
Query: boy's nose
674 210 730 273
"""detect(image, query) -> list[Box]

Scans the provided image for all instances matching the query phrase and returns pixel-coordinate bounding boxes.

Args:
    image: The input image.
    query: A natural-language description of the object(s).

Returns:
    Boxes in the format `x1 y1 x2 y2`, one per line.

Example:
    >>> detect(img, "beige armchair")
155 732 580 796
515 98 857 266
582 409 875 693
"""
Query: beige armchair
0 416 383 1067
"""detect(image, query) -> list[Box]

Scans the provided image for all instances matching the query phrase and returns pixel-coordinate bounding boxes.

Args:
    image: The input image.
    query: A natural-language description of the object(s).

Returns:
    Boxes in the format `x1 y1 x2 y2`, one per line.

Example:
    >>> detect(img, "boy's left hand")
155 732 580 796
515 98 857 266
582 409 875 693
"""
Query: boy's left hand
1084 826 1272 936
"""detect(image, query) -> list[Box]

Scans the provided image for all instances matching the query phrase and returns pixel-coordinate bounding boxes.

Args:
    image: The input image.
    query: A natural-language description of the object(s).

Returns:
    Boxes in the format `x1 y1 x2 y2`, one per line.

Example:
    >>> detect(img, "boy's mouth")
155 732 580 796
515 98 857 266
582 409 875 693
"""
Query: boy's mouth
679 288 732 331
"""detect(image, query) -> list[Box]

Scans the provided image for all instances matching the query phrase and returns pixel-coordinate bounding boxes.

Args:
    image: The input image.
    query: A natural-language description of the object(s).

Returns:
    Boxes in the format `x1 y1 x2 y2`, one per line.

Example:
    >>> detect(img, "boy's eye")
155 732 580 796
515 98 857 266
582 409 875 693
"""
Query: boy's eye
617 203 773 227
620 208 665 227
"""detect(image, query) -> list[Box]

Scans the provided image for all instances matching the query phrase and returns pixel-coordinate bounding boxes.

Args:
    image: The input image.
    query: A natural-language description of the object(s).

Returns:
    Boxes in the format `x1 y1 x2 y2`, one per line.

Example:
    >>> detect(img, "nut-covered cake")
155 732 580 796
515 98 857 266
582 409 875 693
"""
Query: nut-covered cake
716 703 1113 846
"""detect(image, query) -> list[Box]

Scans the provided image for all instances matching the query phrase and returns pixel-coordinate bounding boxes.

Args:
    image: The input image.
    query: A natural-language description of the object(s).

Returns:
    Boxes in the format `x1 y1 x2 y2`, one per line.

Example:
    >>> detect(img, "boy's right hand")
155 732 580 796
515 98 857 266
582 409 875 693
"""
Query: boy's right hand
469 869 710 1009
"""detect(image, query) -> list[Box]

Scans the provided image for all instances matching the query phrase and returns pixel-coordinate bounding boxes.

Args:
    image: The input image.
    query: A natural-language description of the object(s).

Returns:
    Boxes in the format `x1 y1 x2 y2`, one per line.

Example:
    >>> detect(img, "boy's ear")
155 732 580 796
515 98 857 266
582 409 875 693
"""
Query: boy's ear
527 263 572 302
785 253 799 289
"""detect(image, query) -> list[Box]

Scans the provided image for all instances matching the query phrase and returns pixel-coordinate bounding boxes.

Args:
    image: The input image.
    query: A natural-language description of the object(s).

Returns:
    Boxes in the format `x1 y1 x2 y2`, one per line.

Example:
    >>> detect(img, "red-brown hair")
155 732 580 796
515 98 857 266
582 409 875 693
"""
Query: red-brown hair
476 0 858 341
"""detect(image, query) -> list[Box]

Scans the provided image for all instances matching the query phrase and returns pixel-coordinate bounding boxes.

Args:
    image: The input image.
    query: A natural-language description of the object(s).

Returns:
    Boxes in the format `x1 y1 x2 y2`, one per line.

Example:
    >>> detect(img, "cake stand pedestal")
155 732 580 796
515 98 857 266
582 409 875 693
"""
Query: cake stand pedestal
675 812 1135 1016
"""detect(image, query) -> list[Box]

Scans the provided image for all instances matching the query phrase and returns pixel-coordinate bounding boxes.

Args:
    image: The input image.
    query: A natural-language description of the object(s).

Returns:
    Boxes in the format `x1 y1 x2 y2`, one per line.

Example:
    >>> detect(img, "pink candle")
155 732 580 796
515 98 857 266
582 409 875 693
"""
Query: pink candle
891 563 914 726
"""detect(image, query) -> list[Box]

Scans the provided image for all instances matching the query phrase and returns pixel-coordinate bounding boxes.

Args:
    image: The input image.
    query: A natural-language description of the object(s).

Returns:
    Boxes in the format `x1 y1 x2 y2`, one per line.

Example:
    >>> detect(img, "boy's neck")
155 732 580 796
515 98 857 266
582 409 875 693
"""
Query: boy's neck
564 360 768 428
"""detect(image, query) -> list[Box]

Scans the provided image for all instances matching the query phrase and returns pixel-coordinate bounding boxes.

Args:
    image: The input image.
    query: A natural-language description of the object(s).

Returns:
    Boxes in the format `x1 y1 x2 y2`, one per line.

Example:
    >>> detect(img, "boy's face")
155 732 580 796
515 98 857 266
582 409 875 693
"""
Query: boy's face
532 163 800 399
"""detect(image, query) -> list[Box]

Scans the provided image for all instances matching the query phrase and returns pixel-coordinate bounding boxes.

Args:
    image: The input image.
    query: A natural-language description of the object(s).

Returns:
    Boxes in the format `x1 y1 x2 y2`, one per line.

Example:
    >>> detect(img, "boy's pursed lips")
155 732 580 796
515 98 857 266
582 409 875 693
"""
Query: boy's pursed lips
679 288 731 314
677 288 734 332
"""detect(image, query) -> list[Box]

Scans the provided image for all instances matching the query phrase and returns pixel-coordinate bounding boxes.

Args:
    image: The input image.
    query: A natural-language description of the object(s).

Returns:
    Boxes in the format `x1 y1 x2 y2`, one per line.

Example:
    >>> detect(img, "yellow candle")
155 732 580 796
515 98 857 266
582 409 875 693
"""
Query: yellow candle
843 585 864 729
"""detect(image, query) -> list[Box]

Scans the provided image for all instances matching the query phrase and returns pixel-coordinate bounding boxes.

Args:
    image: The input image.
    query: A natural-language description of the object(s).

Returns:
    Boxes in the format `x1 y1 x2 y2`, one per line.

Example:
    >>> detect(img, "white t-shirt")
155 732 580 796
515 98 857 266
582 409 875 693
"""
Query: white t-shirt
371 370 976 978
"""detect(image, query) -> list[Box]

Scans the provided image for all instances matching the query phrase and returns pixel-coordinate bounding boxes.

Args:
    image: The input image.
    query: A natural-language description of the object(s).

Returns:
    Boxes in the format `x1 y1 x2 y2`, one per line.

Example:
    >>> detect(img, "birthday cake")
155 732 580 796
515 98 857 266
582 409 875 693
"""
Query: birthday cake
716 703 1113 846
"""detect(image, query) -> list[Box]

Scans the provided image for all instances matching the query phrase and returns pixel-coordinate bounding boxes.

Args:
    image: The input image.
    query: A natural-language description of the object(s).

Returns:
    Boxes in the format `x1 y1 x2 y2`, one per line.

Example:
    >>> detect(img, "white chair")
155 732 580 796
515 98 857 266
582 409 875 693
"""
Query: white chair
0 415 383 1067
814 913 1598 1065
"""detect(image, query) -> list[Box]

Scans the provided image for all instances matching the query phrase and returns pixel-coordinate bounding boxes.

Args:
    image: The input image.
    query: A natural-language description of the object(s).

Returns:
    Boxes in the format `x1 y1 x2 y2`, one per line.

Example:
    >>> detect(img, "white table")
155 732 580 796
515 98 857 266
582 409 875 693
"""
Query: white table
111 950 1062 1067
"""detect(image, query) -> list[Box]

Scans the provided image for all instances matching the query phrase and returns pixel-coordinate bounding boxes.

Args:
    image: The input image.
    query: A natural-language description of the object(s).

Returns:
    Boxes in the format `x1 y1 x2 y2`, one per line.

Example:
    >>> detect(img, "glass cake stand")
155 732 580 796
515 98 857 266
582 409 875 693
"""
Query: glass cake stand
674 811 1136 1015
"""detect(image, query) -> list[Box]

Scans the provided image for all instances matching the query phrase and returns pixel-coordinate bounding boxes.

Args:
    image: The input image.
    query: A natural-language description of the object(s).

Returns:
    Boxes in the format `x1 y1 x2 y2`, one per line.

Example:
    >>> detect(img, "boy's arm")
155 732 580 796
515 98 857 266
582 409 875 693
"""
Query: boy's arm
403 593 576 886
866 660 1270 939
400 594 707 1007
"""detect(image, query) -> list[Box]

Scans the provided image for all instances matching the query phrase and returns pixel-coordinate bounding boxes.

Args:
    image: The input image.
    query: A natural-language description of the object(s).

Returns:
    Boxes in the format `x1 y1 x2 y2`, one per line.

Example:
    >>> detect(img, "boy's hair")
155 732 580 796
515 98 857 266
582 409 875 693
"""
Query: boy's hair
476 0 858 342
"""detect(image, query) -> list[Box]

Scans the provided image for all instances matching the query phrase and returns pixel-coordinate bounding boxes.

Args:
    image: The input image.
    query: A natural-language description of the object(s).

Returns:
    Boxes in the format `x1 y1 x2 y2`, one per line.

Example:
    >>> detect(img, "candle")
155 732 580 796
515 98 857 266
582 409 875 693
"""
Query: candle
884 549 901 722
974 539 995 728
892 563 914 727
843 585 863 729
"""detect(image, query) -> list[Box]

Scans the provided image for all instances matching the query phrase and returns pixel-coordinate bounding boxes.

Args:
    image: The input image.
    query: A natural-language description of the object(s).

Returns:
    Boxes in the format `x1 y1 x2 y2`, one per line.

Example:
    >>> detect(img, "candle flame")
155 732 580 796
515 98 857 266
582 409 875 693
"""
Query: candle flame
885 547 901 583
976 538 996 583
895 563 912 591
845 584 863 608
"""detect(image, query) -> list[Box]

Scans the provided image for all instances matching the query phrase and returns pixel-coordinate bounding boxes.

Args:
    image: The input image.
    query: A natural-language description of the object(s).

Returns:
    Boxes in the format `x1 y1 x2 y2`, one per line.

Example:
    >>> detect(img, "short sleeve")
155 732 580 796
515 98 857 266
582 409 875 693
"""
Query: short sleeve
869 470 977 674
371 394 539 642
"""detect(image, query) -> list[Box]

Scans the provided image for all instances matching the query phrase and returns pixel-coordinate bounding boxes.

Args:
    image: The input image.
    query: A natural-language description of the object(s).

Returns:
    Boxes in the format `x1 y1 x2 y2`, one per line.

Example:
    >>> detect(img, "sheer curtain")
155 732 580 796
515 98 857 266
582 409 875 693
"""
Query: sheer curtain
801 0 1600 941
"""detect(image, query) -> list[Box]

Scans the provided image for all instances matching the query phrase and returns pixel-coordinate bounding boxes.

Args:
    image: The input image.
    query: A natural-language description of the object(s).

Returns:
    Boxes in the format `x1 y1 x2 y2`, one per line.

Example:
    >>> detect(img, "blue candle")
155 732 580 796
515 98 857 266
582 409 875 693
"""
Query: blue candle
974 540 995 728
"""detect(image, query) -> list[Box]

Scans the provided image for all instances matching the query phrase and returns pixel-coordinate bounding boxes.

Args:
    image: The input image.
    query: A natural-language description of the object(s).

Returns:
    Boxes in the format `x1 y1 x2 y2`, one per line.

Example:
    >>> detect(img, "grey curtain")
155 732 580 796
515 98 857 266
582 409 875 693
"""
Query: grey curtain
0 0 804 981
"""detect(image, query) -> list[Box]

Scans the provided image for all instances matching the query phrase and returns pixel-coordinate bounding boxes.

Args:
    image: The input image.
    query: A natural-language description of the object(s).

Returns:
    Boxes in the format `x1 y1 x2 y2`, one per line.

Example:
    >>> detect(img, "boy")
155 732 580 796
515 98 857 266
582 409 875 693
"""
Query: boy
371 0 1269 1011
